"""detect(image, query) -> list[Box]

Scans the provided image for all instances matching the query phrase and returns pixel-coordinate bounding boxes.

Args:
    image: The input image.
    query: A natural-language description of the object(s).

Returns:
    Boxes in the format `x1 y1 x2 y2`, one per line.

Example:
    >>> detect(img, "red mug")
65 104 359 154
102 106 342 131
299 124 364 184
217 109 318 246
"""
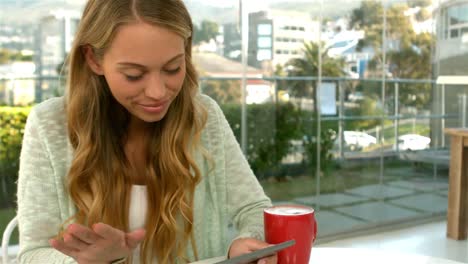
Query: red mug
264 205 317 264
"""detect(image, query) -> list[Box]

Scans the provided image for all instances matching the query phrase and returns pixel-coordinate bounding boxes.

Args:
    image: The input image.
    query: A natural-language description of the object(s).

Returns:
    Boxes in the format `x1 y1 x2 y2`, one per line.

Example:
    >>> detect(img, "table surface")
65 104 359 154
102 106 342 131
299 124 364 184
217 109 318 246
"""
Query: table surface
444 127 468 136
191 247 465 264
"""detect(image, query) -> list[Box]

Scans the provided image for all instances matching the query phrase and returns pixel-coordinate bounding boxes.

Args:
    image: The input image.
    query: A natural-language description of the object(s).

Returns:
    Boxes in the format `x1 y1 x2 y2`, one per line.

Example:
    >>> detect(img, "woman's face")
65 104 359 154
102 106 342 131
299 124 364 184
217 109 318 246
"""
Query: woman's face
86 22 187 125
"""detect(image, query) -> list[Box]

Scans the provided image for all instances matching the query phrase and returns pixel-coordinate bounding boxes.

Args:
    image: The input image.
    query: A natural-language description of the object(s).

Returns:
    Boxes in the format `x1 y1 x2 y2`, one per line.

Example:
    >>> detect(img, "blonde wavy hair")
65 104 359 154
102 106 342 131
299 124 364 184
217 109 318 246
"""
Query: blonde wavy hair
64 0 206 263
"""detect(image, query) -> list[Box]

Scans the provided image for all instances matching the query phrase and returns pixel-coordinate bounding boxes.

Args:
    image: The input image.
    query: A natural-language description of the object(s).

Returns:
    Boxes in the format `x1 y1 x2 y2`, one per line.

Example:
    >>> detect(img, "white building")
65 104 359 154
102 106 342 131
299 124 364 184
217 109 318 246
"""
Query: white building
431 0 468 147
269 10 320 67
36 9 81 77
222 9 319 71
34 9 80 101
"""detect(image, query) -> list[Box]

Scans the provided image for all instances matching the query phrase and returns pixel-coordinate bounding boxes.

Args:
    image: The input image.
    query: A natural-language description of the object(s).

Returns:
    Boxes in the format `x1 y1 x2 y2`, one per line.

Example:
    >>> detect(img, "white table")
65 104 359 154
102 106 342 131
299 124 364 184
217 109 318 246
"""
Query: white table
309 248 465 264
191 247 465 264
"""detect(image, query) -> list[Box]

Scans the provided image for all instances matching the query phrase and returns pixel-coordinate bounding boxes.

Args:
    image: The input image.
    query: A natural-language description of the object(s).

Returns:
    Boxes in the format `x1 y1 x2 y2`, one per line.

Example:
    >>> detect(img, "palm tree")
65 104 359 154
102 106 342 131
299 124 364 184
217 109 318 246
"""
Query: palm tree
284 42 345 176
286 41 345 107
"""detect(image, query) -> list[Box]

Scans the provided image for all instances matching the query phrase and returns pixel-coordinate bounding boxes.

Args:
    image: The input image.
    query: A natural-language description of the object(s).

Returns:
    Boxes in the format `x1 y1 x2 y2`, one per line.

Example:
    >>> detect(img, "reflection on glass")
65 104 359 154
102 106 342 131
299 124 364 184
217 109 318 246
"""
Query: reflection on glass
0 0 457 242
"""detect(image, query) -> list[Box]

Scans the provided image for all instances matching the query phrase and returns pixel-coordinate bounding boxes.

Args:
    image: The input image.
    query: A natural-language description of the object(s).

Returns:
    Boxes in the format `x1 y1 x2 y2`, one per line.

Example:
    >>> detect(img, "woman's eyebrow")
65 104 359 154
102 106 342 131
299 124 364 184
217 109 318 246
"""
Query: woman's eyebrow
117 53 185 69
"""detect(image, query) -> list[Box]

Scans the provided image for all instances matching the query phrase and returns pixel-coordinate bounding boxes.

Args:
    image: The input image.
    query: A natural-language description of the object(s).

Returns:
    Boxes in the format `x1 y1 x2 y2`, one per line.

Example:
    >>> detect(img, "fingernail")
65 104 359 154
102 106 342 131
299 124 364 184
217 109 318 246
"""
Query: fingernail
258 260 266 264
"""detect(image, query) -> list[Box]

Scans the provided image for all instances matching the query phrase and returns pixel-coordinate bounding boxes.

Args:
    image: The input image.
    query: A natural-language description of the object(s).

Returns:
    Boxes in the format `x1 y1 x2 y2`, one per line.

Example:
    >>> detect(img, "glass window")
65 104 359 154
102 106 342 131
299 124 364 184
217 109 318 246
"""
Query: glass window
257 49 272 61
258 24 272 36
451 28 459 38
448 5 468 25
258 37 272 48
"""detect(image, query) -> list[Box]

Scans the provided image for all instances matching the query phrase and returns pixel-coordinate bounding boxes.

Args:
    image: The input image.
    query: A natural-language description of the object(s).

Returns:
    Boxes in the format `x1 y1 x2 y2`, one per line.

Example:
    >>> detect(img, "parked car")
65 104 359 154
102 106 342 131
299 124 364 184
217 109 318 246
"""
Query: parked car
342 131 377 150
396 134 431 151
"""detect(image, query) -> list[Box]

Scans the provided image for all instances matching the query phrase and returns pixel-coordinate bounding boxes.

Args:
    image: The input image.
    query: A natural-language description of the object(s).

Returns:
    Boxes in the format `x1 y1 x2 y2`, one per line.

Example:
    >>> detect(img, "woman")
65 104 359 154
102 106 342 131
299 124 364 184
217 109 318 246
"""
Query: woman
16 0 274 263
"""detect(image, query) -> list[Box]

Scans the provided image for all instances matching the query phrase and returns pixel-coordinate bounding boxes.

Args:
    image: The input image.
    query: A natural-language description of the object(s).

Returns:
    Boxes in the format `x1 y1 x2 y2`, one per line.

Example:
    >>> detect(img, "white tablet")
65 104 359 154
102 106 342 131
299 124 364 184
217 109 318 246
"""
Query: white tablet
216 240 295 264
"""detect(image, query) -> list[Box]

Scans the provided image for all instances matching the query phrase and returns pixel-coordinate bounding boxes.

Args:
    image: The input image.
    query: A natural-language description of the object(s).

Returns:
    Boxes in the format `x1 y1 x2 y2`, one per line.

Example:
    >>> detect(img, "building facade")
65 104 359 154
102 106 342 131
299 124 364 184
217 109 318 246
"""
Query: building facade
223 9 319 72
432 0 468 146
34 9 80 101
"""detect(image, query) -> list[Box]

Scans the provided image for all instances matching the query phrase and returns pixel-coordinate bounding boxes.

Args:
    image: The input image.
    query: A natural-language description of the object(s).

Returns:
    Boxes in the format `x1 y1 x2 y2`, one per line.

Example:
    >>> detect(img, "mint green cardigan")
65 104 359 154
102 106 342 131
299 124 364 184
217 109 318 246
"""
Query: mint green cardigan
16 94 271 263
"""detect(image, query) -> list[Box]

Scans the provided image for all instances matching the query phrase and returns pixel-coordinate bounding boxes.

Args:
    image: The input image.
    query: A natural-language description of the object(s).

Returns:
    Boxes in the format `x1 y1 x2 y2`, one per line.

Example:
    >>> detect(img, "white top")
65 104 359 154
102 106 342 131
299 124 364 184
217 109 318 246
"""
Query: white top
129 185 148 264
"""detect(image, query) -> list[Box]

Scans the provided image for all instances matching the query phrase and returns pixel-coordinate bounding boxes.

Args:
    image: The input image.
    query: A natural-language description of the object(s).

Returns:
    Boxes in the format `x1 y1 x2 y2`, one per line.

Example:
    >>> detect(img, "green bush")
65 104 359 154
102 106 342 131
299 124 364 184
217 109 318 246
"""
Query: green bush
0 107 29 208
0 102 338 202
303 128 337 177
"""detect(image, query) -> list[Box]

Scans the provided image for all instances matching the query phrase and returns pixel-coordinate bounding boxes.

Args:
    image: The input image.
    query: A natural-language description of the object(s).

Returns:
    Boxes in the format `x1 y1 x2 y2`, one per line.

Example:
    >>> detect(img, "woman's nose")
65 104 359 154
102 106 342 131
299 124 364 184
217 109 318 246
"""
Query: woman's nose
144 73 166 100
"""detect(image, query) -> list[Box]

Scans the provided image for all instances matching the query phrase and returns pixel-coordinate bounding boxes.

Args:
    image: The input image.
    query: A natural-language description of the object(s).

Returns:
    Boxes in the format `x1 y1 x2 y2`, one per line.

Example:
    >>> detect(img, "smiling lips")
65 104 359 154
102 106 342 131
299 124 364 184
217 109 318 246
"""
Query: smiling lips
138 101 167 113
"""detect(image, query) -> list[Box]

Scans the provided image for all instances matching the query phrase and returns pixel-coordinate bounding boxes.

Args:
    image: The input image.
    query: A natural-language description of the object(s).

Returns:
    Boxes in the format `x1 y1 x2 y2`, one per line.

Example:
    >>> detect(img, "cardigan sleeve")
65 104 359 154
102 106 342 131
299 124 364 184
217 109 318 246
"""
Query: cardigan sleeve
211 101 272 241
16 108 75 263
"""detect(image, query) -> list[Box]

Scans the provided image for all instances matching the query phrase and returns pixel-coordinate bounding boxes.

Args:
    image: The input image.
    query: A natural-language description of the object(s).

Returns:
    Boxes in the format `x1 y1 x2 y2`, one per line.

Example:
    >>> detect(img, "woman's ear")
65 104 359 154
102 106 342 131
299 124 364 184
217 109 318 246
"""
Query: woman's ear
82 45 104 75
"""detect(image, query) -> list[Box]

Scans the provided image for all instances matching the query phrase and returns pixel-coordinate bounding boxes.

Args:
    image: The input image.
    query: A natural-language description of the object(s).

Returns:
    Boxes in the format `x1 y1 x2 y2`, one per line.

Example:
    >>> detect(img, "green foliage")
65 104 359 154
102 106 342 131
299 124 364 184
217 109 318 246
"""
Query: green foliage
201 80 241 104
0 107 30 208
220 101 340 179
0 49 33 64
193 20 219 45
303 128 337 176
286 42 345 99
221 102 303 179
347 97 383 130
408 0 432 8
349 1 433 109
0 207 18 244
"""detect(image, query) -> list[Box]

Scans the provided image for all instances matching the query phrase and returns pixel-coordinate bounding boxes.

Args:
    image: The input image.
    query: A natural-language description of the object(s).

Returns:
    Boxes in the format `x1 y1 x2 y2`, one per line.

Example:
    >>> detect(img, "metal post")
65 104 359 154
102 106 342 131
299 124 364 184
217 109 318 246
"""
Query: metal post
315 0 323 204
394 82 399 152
380 0 387 185
458 94 467 127
338 80 344 160
441 84 445 147
240 0 248 154
463 95 467 128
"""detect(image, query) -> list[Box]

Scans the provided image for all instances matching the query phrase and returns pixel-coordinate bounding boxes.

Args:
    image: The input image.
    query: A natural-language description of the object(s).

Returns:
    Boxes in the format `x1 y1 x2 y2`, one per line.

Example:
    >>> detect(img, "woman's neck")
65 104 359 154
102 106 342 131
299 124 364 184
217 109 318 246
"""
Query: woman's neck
127 116 152 141
124 116 153 185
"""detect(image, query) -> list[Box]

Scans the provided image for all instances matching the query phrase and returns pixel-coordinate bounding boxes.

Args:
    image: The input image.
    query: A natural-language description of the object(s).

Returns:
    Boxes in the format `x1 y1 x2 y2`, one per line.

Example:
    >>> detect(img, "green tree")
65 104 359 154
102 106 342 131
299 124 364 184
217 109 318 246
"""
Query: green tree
286 42 345 100
201 80 241 104
0 49 12 64
284 42 344 176
408 0 432 8
349 1 433 108
193 20 219 45
0 49 33 64
350 2 414 65
222 102 303 179
0 107 30 207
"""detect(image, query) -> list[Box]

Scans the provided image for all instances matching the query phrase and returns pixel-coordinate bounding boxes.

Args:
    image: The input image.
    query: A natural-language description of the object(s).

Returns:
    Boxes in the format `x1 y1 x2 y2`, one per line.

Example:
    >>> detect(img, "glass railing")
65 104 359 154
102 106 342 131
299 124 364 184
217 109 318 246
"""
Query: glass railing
0 76 456 243
200 76 453 238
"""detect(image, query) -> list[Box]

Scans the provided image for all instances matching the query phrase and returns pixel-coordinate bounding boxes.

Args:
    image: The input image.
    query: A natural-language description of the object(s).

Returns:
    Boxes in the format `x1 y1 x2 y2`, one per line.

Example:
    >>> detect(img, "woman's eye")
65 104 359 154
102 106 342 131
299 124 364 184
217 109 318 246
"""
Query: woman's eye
165 67 181 75
125 75 143 82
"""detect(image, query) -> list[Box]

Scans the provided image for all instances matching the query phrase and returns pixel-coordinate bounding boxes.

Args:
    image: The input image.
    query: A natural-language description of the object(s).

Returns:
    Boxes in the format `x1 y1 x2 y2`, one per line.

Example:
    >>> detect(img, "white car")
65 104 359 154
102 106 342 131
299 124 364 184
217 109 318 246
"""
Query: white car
342 131 377 149
397 134 431 151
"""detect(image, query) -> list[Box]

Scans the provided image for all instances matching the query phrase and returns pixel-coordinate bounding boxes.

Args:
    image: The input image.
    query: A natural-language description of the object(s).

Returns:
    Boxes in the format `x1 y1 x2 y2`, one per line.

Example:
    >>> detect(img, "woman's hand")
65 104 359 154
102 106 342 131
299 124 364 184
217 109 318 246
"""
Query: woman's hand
228 238 277 264
49 222 146 264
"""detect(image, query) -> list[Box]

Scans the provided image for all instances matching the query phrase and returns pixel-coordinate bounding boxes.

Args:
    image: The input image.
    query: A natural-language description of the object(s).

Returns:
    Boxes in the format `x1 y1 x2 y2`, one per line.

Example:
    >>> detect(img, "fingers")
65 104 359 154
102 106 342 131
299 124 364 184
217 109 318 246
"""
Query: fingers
229 238 273 259
67 223 101 244
257 254 277 264
63 233 89 251
49 238 78 259
244 239 270 251
126 229 146 249
92 222 125 242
